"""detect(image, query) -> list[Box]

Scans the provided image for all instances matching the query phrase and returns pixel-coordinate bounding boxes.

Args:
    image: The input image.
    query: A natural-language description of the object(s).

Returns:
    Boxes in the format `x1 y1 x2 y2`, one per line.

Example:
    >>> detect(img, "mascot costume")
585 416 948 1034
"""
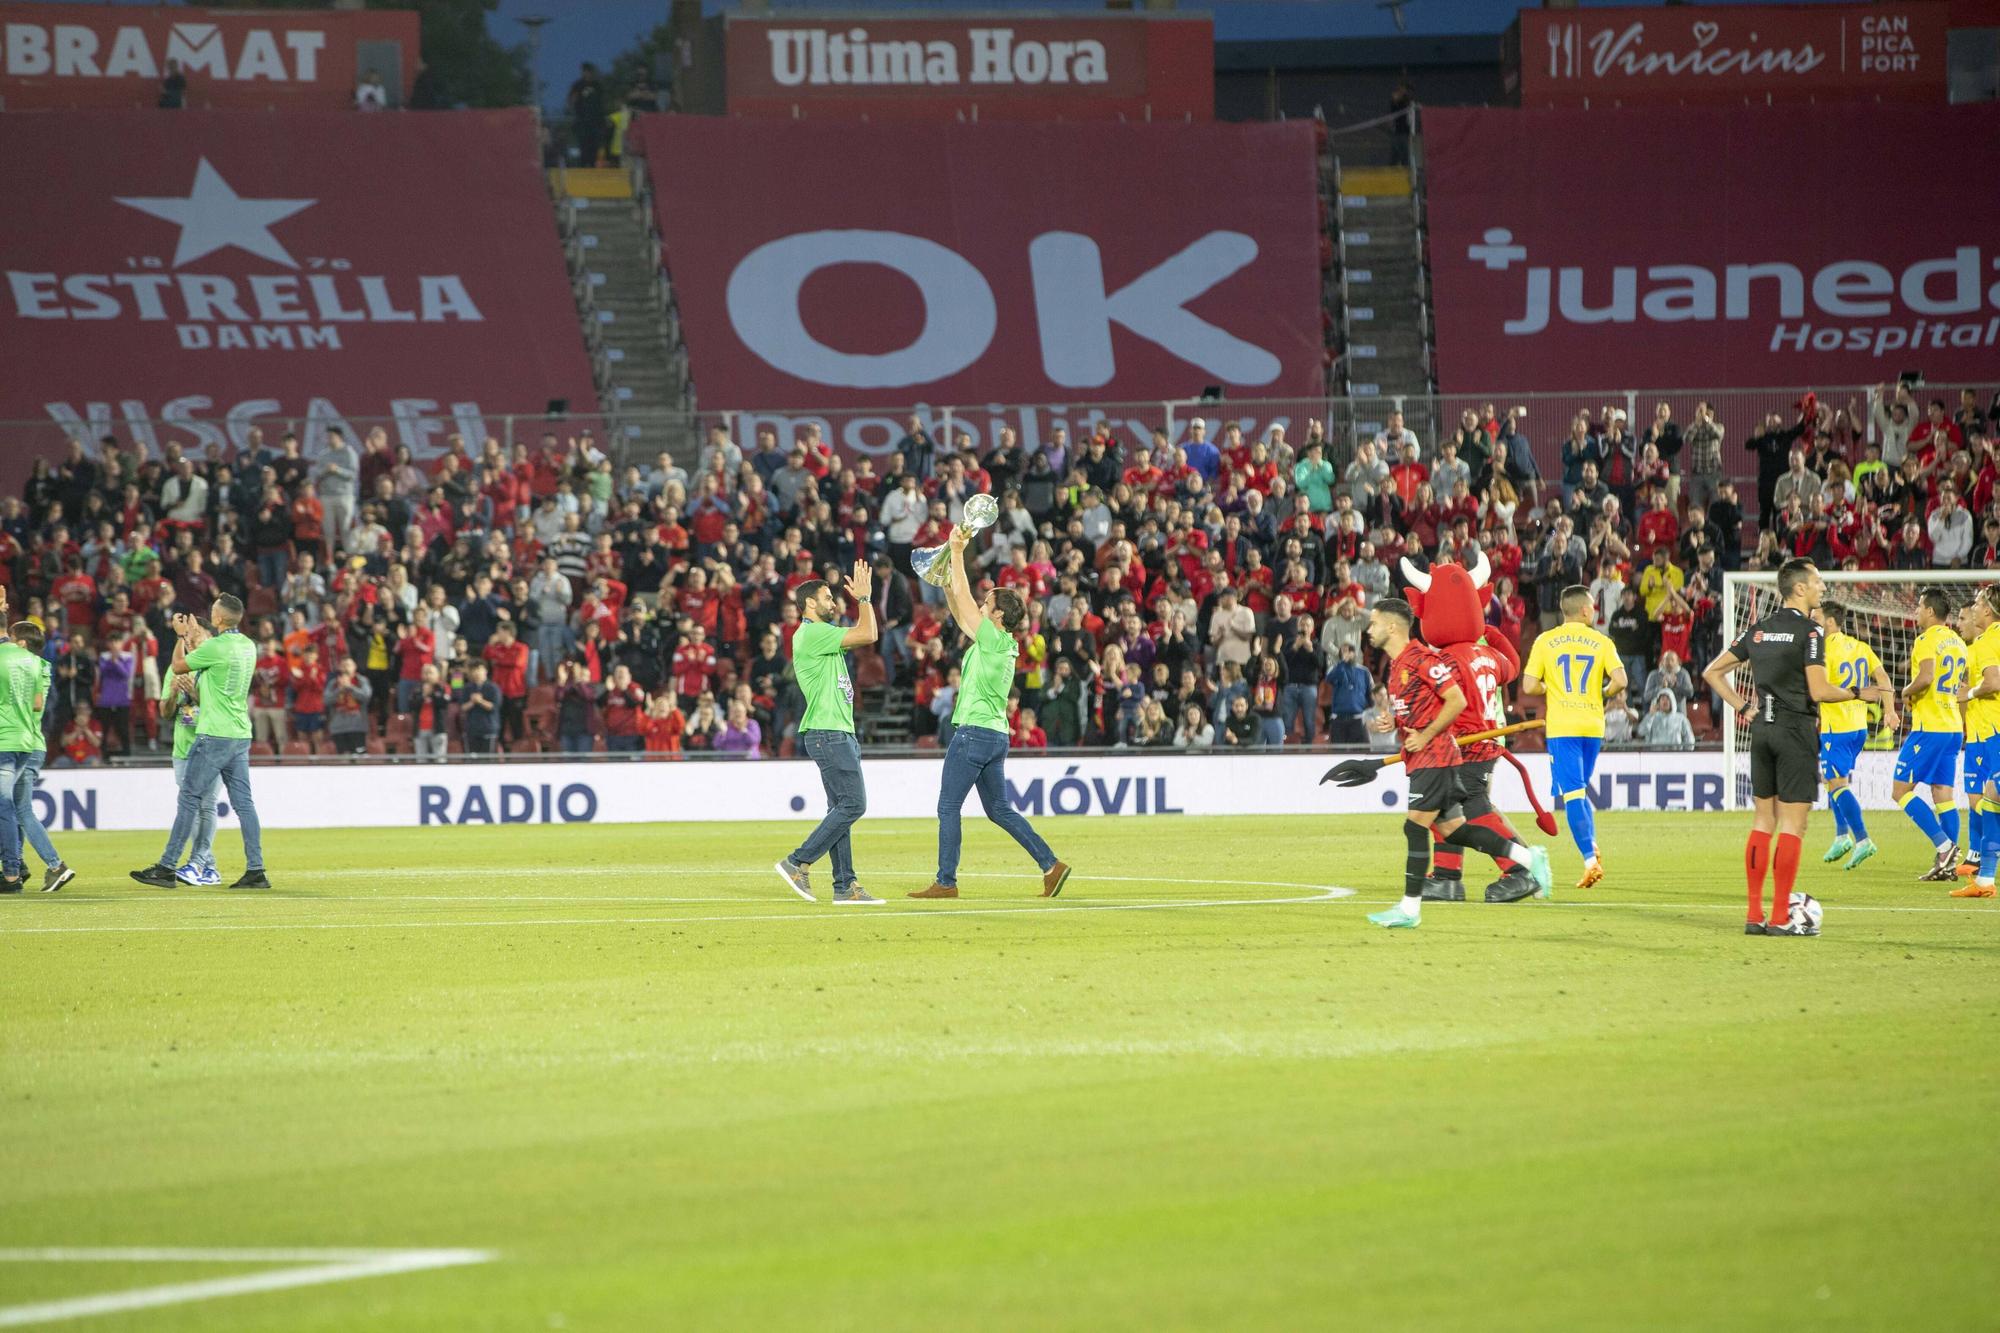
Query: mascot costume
1399 552 1554 903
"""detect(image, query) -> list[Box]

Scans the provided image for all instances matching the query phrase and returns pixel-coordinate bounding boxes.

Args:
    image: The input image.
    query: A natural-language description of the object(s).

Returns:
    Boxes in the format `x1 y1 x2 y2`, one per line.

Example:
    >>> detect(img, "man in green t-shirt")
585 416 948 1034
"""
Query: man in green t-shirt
6 620 76 893
911 525 1069 900
162 633 225 887
0 589 48 893
774 559 881 904
130 594 270 890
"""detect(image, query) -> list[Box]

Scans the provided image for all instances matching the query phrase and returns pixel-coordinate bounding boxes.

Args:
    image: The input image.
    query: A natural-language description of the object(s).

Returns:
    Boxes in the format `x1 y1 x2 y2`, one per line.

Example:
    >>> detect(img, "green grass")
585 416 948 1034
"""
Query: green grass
3 812 1998 1330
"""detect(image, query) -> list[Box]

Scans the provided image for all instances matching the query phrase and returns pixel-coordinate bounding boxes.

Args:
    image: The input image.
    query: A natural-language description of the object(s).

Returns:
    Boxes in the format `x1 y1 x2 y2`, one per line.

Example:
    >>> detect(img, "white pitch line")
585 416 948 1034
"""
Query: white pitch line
0 889 1352 936
0 1247 493 1328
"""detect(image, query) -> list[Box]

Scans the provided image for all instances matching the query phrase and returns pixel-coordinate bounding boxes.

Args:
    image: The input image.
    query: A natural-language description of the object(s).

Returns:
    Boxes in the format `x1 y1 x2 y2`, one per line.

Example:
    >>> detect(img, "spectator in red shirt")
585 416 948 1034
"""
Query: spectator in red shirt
51 556 95 632
641 694 686 754
672 626 717 710
1388 442 1429 507
481 620 531 749
394 614 436 715
675 567 718 634
290 489 326 562
251 636 291 750
58 702 102 767
1121 447 1164 494
599 664 647 752
1634 489 1678 564
290 644 327 748
1013 706 1048 749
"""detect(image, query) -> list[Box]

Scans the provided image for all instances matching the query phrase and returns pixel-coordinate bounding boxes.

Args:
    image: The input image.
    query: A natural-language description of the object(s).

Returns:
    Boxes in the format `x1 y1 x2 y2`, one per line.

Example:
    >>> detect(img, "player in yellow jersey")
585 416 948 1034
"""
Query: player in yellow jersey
1955 589 2000 897
1522 584 1628 888
1894 588 1968 881
1814 604 1898 870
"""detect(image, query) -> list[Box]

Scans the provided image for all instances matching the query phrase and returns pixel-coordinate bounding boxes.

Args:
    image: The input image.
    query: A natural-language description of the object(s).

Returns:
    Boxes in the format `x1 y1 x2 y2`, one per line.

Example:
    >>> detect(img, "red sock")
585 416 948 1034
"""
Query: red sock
1472 811 1521 870
1430 826 1463 877
1771 834 1802 926
1744 830 1773 923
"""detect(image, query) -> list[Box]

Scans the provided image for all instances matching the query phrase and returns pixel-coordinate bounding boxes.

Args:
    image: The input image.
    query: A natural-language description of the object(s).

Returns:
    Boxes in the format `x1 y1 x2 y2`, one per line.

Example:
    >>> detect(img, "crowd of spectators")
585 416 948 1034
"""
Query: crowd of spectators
7 384 1997 765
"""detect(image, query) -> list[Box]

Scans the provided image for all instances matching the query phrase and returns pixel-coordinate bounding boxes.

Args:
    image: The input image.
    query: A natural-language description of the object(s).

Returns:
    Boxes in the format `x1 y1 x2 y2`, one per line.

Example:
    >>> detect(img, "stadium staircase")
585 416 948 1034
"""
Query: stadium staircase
1330 163 1435 444
549 167 696 464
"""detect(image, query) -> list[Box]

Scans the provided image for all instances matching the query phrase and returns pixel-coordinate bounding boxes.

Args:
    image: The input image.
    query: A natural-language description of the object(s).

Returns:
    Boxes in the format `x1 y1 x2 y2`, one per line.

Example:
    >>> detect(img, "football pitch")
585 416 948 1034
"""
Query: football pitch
4 812 1997 1330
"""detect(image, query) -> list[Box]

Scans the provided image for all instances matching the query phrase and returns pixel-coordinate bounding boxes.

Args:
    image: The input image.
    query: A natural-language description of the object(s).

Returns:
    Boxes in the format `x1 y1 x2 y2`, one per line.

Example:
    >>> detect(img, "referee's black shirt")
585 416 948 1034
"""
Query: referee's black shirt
1727 606 1824 725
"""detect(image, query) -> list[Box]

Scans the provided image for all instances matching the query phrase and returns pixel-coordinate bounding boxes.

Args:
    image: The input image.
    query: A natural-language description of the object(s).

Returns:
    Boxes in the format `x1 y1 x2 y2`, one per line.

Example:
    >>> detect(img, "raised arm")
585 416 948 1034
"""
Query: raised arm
838 559 878 650
943 526 983 640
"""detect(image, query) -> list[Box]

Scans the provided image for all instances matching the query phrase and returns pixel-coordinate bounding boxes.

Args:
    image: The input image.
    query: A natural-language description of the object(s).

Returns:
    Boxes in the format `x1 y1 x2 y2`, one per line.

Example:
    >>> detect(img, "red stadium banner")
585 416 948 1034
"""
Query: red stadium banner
1507 2 1952 106
0 109 598 473
1422 103 2000 393
725 14 1212 121
0 3 421 110
632 117 1325 431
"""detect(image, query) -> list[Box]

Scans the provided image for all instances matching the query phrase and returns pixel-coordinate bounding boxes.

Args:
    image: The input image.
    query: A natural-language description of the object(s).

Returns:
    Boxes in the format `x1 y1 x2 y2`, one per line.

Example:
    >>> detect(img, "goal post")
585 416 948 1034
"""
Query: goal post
1720 569 1994 812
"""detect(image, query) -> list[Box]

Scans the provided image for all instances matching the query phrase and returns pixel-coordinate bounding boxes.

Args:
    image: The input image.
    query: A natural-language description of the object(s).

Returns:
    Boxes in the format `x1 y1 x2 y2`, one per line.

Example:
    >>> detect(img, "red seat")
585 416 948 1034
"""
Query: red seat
510 738 541 755
914 735 938 750
249 741 274 757
364 738 386 755
854 653 886 689
282 740 311 757
777 736 796 758
247 587 277 617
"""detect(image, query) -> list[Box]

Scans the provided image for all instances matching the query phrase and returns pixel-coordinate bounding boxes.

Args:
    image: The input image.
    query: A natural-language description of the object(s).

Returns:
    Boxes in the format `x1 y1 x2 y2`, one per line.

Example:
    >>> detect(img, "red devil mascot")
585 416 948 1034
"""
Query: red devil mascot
1400 550 1550 903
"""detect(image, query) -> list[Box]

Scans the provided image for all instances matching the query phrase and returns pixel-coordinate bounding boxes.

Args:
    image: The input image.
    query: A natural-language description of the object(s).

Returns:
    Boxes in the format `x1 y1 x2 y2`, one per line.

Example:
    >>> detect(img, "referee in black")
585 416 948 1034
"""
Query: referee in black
1702 558 1858 936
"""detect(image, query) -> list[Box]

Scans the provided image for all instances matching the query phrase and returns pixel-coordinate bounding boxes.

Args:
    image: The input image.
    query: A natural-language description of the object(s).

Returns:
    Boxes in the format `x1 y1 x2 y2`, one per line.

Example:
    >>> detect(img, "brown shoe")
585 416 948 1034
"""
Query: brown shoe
1041 861 1072 897
909 882 958 899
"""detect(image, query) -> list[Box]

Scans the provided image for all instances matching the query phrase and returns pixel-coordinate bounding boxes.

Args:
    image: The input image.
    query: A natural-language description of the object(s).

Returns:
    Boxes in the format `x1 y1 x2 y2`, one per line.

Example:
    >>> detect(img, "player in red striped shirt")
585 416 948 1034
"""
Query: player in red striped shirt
1365 599 1552 929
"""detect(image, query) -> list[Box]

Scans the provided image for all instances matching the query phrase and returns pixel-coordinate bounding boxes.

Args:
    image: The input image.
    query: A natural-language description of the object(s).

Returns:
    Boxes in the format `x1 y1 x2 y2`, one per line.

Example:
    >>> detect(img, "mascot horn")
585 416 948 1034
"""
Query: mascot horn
1400 551 1557 903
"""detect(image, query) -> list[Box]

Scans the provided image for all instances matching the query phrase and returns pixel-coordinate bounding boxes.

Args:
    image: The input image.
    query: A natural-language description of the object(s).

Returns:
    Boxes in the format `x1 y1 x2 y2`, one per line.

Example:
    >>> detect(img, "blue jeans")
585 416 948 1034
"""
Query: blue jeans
1280 684 1318 742
160 736 263 873
257 550 289 590
791 730 866 891
935 725 1055 888
0 751 33 878
171 753 224 872
13 750 59 871
1258 716 1285 748
535 624 568 685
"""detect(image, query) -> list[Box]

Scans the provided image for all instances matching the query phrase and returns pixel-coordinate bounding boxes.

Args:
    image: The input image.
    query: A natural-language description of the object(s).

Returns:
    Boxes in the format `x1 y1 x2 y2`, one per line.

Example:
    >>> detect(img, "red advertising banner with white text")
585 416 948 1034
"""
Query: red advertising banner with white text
0 3 420 109
1424 103 2000 393
1509 2 1952 106
725 14 1212 120
633 117 1324 422
0 109 598 480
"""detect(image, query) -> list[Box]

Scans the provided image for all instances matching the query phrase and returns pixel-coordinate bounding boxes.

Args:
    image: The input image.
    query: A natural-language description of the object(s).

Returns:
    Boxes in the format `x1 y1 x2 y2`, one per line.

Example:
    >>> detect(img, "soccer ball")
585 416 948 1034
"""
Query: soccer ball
1788 891 1824 933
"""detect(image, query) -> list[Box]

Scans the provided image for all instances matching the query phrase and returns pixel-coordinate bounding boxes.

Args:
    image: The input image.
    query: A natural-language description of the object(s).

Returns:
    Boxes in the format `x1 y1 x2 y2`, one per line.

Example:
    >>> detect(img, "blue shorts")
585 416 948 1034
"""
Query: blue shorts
1817 729 1867 782
1547 735 1602 802
1894 730 1961 788
1966 736 2000 794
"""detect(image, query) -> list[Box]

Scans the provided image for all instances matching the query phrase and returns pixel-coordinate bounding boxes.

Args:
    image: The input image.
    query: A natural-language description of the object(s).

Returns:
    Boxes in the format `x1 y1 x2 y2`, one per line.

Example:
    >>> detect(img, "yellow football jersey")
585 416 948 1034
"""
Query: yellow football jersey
1909 623 1967 733
1524 623 1619 738
1820 631 1883 735
1966 624 2000 743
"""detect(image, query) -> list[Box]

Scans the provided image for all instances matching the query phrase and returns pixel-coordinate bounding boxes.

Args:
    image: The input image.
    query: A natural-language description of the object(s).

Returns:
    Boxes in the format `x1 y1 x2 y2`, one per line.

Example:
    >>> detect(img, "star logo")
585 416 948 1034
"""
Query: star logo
116 159 315 269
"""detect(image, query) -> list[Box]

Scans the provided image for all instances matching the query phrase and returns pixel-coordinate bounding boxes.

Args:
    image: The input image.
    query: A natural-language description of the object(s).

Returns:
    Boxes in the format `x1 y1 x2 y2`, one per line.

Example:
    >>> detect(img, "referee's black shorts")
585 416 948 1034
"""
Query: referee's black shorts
1750 716 1820 804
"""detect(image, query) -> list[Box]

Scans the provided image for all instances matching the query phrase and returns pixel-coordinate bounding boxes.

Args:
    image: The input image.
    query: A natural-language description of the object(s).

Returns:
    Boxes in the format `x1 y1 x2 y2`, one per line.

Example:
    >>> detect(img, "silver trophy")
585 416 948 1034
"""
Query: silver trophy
911 492 998 589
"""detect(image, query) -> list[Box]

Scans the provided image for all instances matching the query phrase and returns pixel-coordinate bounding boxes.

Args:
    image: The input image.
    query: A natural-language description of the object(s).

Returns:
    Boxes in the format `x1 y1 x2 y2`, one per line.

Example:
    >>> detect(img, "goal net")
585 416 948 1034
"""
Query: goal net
1720 570 1993 812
